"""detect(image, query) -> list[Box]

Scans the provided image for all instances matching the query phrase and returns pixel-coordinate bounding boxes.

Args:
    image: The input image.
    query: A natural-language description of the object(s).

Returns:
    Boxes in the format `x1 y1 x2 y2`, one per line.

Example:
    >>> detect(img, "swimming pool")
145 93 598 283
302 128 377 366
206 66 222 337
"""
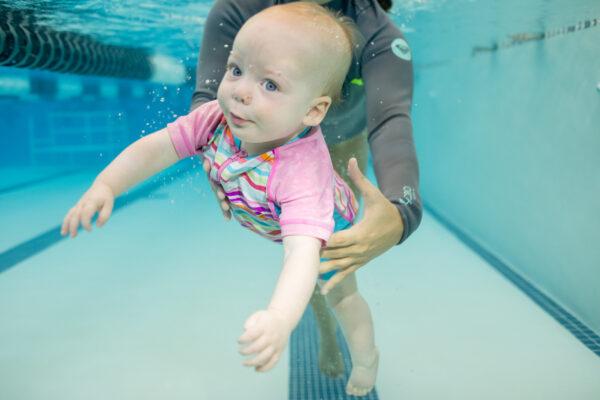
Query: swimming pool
1 0 600 399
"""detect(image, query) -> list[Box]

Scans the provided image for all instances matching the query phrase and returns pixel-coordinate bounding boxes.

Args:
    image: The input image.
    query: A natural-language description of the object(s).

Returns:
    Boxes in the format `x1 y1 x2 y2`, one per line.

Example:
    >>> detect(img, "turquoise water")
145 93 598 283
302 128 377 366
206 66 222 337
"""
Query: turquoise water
1 1 600 399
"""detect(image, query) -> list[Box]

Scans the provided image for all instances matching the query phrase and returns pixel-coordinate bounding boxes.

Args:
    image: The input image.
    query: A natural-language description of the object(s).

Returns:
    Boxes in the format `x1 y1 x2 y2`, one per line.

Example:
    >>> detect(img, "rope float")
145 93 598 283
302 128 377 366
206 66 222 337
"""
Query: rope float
0 5 184 83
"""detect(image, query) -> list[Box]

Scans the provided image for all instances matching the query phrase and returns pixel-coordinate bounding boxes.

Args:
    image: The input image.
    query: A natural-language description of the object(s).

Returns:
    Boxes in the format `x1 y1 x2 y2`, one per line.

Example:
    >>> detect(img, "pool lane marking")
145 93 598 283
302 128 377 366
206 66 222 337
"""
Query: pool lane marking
0 160 194 274
425 202 600 357
0 158 382 399
0 169 82 195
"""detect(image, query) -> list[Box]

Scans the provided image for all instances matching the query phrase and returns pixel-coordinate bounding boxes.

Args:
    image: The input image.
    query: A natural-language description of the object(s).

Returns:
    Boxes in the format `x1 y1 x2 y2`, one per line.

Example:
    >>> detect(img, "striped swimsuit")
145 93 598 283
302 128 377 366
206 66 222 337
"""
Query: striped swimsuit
168 101 359 280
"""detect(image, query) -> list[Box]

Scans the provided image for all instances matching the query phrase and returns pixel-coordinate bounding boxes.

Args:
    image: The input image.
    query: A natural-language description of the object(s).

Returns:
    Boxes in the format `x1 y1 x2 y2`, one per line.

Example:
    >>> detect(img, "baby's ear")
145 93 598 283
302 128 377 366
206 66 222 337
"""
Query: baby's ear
303 96 332 126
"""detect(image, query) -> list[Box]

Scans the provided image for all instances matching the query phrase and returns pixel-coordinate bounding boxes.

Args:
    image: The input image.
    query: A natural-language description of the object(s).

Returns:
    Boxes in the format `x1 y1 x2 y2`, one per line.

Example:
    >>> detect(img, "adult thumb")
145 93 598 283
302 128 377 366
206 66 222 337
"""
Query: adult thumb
347 157 375 197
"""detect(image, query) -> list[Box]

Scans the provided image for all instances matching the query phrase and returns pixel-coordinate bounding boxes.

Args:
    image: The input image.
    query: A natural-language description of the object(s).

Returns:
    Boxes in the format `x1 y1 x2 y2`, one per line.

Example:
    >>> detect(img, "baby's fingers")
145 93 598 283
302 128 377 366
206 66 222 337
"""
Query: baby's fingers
61 208 75 236
256 352 280 373
96 197 114 227
244 346 275 368
68 208 82 238
81 202 98 231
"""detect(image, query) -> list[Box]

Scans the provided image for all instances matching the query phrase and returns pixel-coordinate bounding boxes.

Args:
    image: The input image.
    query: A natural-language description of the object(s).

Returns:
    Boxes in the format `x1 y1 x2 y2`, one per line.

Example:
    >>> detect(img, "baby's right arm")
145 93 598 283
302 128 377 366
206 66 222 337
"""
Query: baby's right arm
61 128 179 238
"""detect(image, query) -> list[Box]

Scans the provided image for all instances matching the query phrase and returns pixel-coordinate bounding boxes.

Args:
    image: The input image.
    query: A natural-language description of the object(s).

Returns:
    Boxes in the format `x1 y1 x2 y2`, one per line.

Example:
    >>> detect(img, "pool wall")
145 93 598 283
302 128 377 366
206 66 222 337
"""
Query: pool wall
412 19 600 334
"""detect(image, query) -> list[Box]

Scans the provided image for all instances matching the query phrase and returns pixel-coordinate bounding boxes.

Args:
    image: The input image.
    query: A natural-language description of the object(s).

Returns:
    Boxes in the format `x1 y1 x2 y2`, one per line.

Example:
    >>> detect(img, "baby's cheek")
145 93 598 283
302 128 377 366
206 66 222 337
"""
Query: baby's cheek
216 84 228 106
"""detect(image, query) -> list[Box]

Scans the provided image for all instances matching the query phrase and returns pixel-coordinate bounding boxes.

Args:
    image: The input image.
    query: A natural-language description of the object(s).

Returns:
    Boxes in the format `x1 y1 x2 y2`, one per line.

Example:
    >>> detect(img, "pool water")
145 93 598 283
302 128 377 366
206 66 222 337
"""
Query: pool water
1 1 600 399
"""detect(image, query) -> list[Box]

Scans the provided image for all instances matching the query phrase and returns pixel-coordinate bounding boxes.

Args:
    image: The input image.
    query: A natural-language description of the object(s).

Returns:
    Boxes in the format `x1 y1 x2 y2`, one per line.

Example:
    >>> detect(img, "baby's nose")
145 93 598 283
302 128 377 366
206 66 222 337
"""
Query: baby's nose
234 91 252 104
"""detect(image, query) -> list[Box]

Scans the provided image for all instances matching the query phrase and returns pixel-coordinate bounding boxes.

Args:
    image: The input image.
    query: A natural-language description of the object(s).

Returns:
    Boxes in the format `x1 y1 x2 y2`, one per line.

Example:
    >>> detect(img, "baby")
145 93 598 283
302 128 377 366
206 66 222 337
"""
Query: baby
61 3 379 396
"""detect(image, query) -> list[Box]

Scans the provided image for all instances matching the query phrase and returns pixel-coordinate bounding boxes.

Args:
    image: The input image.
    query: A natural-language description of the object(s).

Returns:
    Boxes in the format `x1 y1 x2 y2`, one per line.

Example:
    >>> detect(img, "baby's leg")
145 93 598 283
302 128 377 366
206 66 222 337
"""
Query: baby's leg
320 272 379 396
309 285 345 377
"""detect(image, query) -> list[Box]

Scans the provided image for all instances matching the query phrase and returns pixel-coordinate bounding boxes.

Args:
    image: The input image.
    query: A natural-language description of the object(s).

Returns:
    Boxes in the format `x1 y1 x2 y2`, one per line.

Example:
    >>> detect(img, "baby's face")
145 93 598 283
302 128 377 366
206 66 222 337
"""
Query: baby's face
217 16 327 153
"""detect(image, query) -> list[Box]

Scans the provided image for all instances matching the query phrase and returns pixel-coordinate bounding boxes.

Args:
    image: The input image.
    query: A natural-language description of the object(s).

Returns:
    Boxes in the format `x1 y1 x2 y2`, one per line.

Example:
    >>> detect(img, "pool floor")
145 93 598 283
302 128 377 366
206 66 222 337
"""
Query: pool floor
1 165 599 400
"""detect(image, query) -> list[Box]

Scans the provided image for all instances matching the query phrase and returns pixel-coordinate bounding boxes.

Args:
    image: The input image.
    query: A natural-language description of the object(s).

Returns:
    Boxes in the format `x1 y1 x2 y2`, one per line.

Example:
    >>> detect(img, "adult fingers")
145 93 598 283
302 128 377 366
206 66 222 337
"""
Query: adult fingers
322 227 356 250
320 265 360 295
320 243 357 260
203 156 231 220
202 158 211 174
217 186 231 220
319 256 353 275
208 178 231 220
221 201 230 212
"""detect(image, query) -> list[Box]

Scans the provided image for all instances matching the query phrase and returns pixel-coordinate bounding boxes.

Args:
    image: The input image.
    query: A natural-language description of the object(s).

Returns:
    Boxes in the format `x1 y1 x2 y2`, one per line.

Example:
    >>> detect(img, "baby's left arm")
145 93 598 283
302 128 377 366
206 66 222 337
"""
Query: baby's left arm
238 235 321 372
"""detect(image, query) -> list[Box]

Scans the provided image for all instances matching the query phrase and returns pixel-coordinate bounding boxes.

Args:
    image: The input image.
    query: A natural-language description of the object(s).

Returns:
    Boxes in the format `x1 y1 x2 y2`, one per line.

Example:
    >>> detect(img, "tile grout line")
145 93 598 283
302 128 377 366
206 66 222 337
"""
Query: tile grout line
424 202 600 356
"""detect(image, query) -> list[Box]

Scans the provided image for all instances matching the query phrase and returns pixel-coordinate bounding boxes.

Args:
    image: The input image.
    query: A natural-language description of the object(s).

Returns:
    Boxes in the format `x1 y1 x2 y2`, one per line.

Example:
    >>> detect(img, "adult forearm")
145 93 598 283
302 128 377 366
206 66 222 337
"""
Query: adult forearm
369 115 422 244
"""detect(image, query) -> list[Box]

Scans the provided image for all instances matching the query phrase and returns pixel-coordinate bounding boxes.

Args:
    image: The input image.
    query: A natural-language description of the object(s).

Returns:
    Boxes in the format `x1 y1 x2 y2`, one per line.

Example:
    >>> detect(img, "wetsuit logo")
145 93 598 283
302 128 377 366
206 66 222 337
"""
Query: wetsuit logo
398 186 416 206
391 38 411 61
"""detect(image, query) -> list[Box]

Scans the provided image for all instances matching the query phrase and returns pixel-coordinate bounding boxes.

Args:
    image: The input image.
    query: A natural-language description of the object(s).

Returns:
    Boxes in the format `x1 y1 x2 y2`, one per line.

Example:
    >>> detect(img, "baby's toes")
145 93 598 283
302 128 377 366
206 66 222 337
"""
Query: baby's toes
346 382 372 397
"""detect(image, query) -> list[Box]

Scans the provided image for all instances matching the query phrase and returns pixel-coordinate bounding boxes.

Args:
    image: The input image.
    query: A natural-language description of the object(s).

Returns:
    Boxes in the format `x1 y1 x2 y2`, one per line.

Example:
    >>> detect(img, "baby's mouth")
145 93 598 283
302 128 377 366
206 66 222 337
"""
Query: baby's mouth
230 112 252 126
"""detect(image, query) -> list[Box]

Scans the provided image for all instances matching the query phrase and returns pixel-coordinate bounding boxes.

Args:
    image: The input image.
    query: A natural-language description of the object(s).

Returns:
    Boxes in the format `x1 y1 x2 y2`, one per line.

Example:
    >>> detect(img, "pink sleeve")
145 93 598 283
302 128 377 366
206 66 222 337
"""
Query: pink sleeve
166 100 223 158
269 133 335 247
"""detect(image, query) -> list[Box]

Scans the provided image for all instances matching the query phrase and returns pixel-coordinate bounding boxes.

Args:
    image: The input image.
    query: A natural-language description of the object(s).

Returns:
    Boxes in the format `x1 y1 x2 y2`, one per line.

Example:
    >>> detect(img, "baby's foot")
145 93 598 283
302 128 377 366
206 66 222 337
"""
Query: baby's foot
319 341 345 378
346 346 379 397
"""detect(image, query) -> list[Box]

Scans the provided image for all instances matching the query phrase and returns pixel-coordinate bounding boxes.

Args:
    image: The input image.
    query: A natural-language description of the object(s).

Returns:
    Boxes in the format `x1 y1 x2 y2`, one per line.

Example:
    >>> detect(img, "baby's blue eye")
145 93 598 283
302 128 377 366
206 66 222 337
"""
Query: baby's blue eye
231 66 242 76
264 80 278 92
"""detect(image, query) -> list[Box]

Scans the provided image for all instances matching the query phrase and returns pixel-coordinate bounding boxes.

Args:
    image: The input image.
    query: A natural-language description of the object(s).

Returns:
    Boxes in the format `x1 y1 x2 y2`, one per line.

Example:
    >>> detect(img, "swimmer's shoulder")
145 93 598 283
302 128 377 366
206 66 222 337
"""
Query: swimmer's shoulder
209 0 277 25
352 0 405 39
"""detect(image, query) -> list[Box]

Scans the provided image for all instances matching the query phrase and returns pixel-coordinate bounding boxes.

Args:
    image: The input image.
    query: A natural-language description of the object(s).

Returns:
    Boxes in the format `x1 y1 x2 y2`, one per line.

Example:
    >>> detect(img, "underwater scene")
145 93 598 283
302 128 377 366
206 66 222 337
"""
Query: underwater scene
1 0 599 399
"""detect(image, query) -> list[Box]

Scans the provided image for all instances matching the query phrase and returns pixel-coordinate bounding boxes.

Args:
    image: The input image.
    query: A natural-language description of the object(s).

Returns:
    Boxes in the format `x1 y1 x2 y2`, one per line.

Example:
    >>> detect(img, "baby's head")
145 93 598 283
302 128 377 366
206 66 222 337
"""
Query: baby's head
217 2 359 153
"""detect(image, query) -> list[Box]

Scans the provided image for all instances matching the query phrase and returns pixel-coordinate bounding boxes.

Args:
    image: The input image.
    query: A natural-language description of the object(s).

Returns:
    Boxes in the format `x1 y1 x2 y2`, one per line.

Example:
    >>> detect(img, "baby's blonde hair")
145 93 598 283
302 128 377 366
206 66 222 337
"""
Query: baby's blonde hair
258 2 361 105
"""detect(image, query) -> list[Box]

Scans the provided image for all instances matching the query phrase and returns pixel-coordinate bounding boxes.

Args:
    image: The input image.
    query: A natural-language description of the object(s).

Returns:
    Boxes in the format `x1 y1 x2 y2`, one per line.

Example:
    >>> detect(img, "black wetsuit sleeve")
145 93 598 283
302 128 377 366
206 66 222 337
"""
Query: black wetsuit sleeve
361 22 422 245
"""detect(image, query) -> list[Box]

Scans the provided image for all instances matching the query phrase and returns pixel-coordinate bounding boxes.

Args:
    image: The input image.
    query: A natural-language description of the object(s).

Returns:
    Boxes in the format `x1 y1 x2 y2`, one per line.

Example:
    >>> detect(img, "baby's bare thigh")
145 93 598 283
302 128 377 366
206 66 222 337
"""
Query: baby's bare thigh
319 272 358 308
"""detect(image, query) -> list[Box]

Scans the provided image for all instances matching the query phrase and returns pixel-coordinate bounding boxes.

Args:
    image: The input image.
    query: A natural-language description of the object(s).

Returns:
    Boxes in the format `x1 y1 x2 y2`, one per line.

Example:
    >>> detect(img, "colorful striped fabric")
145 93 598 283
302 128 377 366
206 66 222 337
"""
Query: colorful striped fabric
201 117 359 243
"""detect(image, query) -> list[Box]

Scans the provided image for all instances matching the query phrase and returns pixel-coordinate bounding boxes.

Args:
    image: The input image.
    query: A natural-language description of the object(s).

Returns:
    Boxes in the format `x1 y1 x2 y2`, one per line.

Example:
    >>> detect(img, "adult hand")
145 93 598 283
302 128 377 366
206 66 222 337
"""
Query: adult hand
319 158 404 295
203 158 231 220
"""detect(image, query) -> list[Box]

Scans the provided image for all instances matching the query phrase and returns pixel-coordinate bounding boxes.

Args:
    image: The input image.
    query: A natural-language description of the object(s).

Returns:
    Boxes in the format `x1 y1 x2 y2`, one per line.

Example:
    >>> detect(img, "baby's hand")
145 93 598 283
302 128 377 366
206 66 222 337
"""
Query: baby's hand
238 308 292 372
61 181 115 238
